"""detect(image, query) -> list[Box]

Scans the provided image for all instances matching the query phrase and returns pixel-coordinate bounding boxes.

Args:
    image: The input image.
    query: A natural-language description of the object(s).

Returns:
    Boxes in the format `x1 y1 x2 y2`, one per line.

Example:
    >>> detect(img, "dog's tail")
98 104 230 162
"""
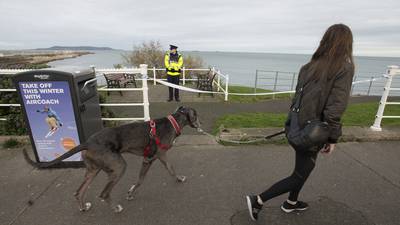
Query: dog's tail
23 144 87 169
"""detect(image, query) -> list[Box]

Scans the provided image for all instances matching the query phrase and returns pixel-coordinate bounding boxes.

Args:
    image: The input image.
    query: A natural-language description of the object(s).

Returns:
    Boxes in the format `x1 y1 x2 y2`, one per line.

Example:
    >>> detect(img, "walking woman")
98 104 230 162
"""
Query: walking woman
246 24 355 221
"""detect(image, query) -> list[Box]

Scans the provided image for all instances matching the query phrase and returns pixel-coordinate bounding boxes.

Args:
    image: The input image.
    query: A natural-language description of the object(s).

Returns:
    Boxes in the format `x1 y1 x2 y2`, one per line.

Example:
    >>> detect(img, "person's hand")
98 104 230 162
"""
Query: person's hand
321 143 336 154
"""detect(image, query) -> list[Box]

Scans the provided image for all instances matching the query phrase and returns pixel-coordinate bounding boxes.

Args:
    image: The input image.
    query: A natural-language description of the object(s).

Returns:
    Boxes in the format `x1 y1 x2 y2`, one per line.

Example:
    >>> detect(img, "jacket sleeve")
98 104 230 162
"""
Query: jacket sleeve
177 55 183 69
164 53 170 69
323 67 354 143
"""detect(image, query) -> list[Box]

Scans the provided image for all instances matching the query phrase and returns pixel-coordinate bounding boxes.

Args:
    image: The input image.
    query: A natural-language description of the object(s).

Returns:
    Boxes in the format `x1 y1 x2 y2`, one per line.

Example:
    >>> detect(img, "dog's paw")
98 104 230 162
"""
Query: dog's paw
79 202 92 212
113 204 124 213
176 175 186 183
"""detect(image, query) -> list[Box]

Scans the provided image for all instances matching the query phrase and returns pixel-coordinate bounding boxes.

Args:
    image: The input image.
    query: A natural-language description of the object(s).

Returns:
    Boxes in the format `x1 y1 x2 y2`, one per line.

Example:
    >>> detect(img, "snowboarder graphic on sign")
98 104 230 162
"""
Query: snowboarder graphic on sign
36 106 63 138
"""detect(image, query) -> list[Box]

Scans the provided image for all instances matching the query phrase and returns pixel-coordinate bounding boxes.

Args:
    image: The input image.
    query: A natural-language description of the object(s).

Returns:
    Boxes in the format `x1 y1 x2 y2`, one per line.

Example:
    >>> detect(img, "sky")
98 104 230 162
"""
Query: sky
0 0 399 57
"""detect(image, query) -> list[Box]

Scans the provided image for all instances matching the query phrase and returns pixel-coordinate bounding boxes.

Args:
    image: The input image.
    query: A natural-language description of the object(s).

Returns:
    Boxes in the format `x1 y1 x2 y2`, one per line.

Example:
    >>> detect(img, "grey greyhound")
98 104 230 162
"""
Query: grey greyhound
23 106 200 213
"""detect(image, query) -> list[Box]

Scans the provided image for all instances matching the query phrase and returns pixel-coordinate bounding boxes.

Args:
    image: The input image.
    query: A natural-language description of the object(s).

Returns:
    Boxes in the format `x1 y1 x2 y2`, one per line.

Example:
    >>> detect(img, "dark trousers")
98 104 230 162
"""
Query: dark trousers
167 75 180 100
259 150 317 202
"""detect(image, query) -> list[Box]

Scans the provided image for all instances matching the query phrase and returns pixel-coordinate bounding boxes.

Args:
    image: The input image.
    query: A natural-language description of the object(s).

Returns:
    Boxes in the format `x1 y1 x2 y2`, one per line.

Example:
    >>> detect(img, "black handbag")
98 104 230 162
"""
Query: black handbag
285 74 330 152
286 117 330 152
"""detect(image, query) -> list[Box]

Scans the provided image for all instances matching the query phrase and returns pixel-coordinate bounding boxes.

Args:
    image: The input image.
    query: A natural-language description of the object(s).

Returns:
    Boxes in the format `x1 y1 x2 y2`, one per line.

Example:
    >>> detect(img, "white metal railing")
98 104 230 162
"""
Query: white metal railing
148 67 229 101
0 64 151 122
370 65 400 131
3 65 395 123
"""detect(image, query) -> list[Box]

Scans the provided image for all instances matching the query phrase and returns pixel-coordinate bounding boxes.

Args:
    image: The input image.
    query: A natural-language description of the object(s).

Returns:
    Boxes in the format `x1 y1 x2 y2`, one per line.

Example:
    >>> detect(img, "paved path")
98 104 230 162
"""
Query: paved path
1 141 400 225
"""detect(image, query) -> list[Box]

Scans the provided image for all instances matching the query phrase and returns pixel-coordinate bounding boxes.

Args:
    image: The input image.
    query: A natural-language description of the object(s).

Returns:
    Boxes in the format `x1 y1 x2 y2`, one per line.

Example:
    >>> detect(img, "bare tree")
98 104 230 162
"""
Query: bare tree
122 40 205 78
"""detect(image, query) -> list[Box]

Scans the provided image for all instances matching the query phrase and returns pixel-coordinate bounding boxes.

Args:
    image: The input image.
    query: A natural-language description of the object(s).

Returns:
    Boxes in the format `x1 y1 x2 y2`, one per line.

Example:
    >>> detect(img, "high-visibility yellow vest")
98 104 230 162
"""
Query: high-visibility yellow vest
164 51 183 76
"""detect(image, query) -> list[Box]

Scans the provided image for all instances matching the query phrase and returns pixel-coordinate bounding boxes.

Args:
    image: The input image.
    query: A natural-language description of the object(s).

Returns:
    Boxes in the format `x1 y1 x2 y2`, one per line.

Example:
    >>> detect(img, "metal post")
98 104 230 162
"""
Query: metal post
370 66 398 131
225 74 229 101
182 67 186 86
350 75 357 96
273 71 278 99
290 72 296 97
290 73 296 90
254 70 258 93
153 67 156 85
214 67 220 92
367 76 374 96
140 64 150 121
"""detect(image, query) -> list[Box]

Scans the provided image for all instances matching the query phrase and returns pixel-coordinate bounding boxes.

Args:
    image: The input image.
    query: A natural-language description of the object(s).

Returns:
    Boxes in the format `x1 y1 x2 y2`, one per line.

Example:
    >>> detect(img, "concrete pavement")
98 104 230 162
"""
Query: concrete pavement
1 140 400 225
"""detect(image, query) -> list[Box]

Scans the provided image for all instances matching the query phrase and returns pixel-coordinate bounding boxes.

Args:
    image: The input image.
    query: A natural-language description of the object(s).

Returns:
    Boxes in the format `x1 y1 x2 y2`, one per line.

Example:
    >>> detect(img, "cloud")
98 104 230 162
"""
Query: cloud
0 0 399 56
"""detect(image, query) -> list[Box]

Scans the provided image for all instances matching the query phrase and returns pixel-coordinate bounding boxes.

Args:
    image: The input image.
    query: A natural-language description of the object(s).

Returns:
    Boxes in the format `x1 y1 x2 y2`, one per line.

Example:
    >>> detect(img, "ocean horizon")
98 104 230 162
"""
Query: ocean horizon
46 50 400 96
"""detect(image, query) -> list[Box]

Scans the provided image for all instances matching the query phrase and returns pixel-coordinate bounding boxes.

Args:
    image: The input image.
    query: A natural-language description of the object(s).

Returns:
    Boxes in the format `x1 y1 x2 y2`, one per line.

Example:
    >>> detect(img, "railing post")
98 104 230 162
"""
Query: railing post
370 66 397 131
140 64 150 121
290 72 296 97
182 67 186 86
273 71 278 99
225 74 229 101
367 76 374 96
153 67 156 85
214 67 220 92
254 70 258 93
351 75 357 96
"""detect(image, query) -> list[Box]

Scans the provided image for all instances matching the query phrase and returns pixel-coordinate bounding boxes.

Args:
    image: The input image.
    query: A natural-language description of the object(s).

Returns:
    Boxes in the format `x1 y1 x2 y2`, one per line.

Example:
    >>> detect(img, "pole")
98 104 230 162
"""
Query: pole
182 67 186 86
273 71 278 99
153 67 156 85
214 67 220 92
350 75 357 96
254 70 258 93
367 76 374 96
225 74 229 101
370 66 398 131
290 72 296 97
140 64 150 121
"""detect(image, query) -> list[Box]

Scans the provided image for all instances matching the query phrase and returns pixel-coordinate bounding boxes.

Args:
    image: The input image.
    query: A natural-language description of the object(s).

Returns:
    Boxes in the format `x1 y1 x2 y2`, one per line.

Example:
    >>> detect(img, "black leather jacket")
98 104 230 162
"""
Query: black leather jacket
285 62 354 143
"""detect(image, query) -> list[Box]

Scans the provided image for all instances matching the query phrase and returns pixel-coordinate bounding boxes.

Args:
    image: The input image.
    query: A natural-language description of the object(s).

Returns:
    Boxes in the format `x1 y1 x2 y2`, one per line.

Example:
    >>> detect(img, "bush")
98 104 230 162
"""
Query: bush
122 40 165 68
0 75 27 135
98 93 117 127
2 138 21 148
122 40 205 79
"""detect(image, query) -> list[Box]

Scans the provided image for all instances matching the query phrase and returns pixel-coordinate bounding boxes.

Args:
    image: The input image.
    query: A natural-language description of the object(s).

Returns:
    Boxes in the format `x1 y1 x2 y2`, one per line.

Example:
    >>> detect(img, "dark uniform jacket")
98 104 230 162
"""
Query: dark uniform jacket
286 61 354 143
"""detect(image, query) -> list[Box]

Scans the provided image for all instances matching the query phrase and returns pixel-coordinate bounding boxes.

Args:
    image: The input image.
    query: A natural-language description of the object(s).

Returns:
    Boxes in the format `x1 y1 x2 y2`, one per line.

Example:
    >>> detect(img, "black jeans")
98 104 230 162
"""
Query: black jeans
259 150 317 202
167 75 180 100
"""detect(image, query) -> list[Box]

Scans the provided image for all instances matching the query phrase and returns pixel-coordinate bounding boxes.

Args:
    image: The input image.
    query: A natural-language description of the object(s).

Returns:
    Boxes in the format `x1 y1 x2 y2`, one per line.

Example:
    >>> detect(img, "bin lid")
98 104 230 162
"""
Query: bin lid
13 67 94 82
37 66 93 76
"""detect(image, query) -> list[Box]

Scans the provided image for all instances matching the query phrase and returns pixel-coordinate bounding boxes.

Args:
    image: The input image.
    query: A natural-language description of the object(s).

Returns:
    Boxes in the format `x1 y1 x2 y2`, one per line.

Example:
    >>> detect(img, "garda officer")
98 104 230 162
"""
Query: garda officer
164 44 183 102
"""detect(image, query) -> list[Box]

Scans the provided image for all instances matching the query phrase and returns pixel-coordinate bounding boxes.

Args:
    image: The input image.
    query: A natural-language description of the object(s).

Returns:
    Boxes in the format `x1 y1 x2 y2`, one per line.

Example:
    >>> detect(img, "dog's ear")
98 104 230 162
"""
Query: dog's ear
187 108 197 123
175 106 185 113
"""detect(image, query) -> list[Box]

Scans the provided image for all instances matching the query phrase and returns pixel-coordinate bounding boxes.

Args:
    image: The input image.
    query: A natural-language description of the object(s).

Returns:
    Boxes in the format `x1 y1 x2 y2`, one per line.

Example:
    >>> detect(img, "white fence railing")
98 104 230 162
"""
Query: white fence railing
370 65 400 131
0 65 231 122
0 64 151 122
1 65 398 128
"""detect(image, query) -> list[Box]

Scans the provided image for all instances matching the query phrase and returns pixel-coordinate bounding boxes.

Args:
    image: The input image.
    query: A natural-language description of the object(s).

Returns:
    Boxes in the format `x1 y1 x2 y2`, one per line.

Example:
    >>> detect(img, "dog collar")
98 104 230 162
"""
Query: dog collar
167 115 181 136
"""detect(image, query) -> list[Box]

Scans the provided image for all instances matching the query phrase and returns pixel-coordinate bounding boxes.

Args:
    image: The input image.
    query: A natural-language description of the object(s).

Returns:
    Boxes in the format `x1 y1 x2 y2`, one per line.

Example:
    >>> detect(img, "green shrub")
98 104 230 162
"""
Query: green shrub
2 138 21 149
0 76 27 135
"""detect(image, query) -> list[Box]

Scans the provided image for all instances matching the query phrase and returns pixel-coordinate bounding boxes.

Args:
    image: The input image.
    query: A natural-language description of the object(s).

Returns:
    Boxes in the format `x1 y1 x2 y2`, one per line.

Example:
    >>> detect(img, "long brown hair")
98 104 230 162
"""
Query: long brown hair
309 24 354 80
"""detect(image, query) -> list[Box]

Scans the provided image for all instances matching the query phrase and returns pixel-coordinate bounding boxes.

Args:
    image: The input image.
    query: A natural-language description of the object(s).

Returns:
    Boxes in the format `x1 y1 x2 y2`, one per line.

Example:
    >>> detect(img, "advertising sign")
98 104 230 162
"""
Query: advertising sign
18 81 81 162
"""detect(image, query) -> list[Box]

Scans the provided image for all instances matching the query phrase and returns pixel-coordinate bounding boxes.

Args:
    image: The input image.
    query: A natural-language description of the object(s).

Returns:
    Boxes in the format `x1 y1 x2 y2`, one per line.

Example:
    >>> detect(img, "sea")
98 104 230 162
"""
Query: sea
48 50 400 96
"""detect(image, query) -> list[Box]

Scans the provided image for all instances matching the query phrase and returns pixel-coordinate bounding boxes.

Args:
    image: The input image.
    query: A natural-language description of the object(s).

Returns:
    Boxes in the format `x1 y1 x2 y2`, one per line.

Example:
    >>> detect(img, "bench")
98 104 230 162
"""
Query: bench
103 73 137 96
196 69 217 97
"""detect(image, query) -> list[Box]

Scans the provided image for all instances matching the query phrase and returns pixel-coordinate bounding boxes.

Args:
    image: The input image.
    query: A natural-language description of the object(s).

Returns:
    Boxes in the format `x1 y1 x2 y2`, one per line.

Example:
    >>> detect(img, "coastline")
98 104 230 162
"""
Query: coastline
0 51 92 69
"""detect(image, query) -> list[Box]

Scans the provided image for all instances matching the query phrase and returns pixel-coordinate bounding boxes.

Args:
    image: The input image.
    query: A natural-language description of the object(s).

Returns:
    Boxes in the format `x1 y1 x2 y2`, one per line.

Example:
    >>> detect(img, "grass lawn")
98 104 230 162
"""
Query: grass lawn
219 85 293 103
213 102 400 133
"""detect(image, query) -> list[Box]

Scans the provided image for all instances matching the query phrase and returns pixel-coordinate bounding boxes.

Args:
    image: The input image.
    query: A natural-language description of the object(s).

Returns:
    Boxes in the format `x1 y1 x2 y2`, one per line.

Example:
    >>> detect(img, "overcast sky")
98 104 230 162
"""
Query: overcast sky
0 0 399 56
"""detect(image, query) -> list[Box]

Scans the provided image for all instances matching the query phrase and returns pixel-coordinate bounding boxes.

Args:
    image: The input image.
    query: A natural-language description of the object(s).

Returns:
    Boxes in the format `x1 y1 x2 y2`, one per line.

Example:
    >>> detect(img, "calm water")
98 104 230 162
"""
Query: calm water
48 50 400 96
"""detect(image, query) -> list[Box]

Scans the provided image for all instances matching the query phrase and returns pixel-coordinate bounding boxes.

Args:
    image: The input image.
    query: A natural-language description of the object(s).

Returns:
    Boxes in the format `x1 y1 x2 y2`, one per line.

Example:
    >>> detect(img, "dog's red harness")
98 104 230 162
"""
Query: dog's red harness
143 115 181 158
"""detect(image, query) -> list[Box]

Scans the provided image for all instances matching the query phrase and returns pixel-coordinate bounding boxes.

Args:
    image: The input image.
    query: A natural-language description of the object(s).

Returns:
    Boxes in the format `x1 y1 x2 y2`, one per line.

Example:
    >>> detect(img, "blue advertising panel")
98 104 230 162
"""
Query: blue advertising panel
18 81 81 162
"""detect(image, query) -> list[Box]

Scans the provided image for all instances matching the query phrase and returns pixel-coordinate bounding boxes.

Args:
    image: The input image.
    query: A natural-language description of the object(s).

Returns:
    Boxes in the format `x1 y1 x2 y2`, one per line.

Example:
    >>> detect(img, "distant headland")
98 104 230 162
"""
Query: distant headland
35 46 115 51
